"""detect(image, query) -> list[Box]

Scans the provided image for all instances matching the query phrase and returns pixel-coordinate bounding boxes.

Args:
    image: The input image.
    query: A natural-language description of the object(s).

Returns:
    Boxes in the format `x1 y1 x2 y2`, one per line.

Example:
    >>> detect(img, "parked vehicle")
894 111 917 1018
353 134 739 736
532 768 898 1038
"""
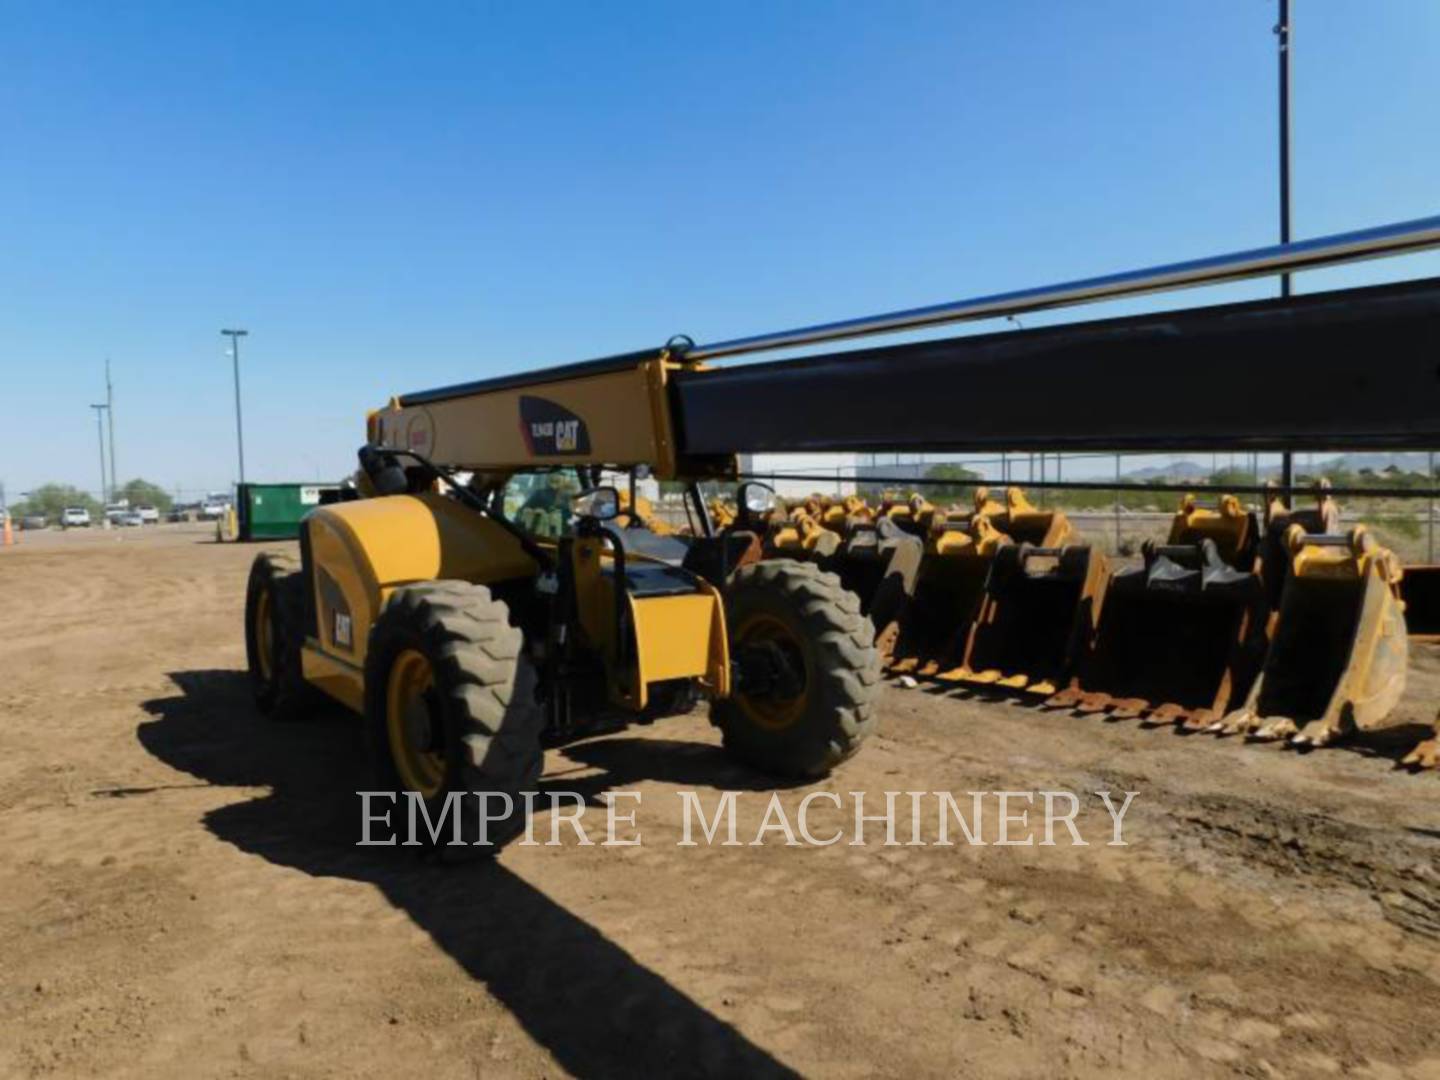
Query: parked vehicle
138 505 160 524
61 507 92 528
168 506 191 523
199 499 229 521
21 514 48 530
116 510 144 527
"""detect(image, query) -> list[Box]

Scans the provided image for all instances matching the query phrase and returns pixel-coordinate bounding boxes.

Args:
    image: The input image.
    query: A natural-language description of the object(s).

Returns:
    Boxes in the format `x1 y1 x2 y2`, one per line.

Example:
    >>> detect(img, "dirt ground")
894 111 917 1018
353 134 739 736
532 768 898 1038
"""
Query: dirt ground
4 525 1440 1078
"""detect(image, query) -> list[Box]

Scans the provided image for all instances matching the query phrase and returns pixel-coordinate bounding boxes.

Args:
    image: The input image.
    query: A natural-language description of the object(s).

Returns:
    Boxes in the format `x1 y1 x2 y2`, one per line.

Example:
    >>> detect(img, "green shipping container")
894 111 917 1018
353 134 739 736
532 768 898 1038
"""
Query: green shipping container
236 482 341 541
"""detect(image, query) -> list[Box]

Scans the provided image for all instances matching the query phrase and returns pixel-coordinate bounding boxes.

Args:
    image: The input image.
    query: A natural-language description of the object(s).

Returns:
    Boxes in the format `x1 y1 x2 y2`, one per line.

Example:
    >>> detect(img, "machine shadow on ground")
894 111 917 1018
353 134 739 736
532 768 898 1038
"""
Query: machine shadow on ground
136 669 799 1079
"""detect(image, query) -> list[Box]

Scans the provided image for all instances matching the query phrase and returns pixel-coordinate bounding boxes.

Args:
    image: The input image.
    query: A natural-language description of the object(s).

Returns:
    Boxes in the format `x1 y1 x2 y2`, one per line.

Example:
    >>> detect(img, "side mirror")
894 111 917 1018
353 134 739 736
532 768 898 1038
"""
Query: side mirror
739 481 777 516
575 485 621 522
358 444 409 497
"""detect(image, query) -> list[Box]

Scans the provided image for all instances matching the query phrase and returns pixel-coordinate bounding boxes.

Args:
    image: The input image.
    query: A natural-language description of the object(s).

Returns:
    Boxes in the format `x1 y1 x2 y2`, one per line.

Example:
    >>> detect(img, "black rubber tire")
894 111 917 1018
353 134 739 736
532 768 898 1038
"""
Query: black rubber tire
364 581 544 853
713 559 880 777
244 551 318 721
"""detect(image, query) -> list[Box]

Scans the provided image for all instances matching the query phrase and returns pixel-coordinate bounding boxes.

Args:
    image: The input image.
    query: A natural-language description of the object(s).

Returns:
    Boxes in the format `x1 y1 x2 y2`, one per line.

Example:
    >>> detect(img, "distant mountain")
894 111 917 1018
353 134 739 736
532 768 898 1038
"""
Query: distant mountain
1321 452 1434 474
1118 453 1435 484
1121 461 1211 481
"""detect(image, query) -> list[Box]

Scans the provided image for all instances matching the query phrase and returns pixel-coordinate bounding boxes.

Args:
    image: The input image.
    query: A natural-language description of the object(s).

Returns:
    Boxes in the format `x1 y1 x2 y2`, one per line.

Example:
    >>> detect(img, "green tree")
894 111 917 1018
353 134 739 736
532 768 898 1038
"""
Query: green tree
114 478 173 511
10 483 102 520
922 463 981 501
1206 467 1257 490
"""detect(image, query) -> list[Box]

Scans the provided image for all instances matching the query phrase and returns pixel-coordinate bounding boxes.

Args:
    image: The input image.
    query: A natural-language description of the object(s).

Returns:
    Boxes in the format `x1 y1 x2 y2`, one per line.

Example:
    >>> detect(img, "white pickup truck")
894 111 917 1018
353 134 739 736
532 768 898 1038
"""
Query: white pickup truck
198 498 229 521
61 507 92 528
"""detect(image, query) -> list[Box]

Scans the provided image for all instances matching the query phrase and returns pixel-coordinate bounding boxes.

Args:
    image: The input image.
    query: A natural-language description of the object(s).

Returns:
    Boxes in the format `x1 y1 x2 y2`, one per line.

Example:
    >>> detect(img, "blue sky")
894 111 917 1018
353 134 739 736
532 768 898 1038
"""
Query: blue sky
3 1 1438 497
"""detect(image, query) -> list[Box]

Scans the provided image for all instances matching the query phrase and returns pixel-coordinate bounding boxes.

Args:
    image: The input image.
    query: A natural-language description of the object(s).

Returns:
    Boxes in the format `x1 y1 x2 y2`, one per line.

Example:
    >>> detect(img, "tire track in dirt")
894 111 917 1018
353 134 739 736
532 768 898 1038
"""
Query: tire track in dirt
525 722 1440 1076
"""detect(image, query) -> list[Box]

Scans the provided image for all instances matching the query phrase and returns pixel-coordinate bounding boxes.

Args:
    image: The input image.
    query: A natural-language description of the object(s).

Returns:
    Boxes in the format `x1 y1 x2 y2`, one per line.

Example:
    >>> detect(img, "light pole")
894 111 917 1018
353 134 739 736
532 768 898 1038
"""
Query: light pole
89 403 109 505
105 358 117 497
1276 0 1295 499
220 329 249 487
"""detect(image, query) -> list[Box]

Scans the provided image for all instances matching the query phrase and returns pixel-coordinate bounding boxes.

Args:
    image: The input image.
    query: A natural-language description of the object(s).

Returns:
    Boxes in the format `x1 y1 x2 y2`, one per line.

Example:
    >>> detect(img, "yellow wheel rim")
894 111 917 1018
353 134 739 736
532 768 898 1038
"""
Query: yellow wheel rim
254 588 275 683
386 649 445 799
735 612 809 731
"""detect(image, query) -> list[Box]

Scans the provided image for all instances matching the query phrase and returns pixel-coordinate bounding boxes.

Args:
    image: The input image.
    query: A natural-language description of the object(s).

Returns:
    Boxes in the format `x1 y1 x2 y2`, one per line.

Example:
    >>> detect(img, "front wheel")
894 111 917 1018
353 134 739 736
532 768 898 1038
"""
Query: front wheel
713 559 880 777
364 582 544 852
245 551 320 721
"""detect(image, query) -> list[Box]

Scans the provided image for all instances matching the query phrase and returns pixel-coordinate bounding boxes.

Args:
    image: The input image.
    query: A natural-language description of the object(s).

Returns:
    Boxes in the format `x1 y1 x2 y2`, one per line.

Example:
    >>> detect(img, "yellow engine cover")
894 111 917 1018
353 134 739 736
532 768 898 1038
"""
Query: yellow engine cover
302 493 538 706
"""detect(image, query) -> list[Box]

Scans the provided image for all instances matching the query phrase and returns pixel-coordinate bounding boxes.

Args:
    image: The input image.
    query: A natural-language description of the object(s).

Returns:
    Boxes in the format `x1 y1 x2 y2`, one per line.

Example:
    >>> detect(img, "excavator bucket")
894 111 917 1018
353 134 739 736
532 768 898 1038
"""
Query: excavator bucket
1048 494 1267 726
985 486 1073 548
615 490 675 535
830 514 924 655
1256 479 1340 611
1216 525 1409 747
887 487 1073 677
872 492 937 535
946 542 1109 696
821 494 874 532
707 495 738 531
885 492 1001 674
766 498 842 560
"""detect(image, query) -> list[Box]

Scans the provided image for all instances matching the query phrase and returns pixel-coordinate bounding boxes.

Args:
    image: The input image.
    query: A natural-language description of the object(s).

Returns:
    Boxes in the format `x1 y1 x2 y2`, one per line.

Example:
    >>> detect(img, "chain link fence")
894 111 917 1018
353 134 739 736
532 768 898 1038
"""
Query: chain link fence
730 449 1440 566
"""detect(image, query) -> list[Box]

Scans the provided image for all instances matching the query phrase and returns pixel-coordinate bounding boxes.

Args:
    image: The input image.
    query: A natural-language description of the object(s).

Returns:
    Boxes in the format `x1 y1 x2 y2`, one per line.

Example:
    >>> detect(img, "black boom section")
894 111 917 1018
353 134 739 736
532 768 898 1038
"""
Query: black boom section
671 277 1440 454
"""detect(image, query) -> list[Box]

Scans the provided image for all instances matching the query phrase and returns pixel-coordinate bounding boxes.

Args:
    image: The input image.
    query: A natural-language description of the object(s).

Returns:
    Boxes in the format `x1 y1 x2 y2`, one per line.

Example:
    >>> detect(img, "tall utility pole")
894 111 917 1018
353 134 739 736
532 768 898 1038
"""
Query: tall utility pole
105 358 117 497
89 403 109 505
1277 0 1295 499
220 328 249 486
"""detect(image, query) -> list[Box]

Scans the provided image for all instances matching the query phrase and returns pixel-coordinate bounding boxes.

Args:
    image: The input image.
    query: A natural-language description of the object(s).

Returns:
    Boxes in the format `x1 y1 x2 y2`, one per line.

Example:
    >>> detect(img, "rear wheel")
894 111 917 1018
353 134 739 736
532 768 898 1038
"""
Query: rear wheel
365 582 544 852
245 552 318 721
713 559 880 777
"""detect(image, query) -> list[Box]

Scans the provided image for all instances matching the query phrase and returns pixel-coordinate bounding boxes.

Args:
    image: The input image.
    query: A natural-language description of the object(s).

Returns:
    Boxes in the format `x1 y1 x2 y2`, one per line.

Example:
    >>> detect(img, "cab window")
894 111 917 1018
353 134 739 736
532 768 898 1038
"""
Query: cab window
501 470 582 538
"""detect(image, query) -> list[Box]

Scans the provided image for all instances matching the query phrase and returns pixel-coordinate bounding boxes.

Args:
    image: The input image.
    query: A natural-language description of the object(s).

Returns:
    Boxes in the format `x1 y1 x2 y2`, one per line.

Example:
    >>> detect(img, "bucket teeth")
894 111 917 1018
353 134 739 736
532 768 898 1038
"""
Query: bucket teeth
1287 717 1347 749
1178 708 1216 732
1210 708 1262 736
1044 687 1084 709
1402 736 1440 770
1074 692 1116 715
1252 716 1299 742
1146 703 1216 730
1145 702 1186 725
1108 698 1148 720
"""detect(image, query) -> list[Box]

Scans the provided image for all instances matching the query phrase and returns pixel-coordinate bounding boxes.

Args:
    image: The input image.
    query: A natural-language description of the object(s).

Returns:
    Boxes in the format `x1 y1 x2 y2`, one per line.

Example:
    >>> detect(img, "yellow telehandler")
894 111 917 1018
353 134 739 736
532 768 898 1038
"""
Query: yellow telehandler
241 212 1440 800
245 350 879 847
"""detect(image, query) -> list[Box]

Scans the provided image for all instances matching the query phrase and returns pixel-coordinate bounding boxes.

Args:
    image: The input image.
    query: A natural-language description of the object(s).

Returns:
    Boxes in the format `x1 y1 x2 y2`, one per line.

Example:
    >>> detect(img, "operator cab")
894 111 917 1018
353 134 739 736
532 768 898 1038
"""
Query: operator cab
497 467 693 566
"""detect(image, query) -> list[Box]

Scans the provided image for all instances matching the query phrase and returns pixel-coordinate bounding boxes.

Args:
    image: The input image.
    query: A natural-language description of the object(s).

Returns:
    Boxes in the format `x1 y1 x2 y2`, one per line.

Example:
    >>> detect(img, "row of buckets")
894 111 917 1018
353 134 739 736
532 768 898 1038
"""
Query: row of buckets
749 484 1433 757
